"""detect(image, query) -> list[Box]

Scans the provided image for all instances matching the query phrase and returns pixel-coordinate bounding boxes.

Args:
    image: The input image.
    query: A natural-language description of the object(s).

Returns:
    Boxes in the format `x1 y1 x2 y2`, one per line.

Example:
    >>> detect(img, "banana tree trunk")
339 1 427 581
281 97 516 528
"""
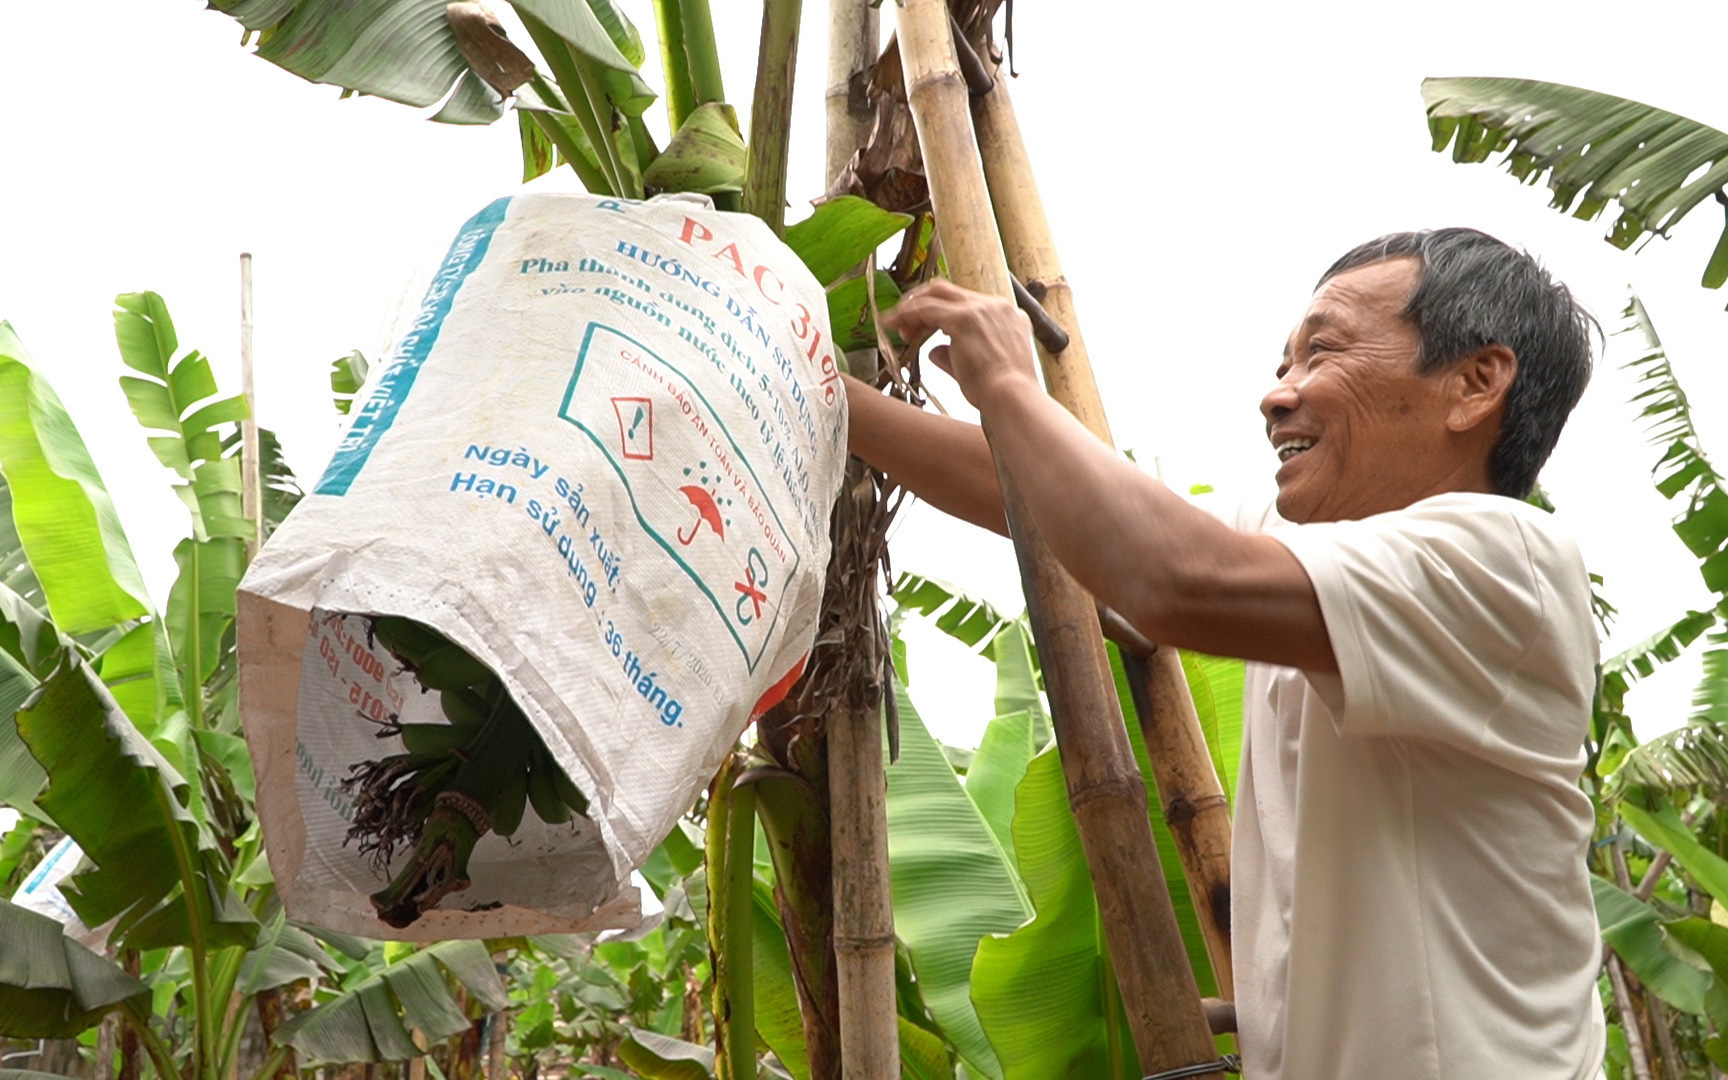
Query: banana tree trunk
968 52 1236 997
706 754 758 1080
892 1 1221 1073
745 727 841 1080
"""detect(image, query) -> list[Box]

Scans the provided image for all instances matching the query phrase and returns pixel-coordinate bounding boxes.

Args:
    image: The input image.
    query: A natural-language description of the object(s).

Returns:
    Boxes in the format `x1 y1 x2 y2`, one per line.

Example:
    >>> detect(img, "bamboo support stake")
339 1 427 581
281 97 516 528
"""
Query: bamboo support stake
971 56 1237 997
828 670 898 1080
239 253 261 557
1122 650 1234 997
824 0 878 189
893 2 1220 1072
825 4 898 1075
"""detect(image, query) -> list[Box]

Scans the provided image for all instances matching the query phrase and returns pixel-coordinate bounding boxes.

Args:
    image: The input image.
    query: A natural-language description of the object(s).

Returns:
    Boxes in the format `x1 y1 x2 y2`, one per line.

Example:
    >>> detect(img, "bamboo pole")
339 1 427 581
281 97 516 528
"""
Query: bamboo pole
1121 650 1234 997
971 47 1237 999
893 2 1220 1072
824 0 877 187
825 6 898 1075
828 669 897 1080
239 253 261 558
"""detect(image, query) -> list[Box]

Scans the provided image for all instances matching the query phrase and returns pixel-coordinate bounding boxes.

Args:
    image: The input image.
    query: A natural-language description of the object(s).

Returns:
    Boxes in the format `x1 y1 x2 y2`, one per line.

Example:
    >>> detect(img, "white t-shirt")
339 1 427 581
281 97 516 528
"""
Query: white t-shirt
1229 491 1605 1080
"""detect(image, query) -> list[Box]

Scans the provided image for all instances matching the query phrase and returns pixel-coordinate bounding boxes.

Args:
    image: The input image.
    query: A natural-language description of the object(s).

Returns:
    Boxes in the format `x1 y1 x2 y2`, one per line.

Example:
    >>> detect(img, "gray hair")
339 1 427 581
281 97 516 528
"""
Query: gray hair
1317 228 1596 499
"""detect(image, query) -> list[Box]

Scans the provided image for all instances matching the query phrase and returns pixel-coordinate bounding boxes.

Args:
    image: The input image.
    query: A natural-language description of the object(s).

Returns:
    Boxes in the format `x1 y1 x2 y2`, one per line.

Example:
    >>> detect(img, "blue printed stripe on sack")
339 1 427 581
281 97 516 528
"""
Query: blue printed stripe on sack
314 197 513 496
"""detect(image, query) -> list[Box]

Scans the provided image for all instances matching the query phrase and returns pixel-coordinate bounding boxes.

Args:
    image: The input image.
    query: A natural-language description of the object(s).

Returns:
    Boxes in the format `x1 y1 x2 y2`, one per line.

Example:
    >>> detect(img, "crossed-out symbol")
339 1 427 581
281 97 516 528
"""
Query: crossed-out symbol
734 548 769 625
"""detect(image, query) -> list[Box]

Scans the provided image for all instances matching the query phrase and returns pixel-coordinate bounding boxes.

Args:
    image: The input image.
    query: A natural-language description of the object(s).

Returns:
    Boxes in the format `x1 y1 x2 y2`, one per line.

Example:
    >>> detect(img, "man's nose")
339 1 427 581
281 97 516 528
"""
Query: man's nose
1261 380 1298 425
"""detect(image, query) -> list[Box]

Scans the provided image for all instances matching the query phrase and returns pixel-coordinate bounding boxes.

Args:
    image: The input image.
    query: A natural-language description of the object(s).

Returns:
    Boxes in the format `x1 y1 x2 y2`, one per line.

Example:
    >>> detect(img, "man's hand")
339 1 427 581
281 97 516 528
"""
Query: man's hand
882 279 1040 410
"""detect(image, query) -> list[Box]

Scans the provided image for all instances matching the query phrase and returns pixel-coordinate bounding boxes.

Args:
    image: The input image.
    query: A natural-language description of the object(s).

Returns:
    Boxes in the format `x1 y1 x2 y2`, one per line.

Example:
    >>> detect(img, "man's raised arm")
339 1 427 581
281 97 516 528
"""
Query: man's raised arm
841 372 1007 536
871 281 1335 673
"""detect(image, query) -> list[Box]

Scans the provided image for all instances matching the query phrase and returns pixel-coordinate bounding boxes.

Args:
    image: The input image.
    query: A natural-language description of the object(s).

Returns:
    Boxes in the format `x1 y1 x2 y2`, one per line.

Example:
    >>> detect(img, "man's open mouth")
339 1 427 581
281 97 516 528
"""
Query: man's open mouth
1275 437 1315 463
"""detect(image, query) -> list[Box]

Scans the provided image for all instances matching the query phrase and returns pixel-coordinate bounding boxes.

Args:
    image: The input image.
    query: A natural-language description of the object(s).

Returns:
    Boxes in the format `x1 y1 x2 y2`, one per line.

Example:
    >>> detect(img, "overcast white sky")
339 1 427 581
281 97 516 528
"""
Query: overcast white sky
5 0 1728 748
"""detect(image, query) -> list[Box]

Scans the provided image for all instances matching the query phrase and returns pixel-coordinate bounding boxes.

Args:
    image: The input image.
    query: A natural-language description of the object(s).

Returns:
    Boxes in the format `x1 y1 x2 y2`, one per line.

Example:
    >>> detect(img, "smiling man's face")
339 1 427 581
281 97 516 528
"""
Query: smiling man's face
1261 257 1481 524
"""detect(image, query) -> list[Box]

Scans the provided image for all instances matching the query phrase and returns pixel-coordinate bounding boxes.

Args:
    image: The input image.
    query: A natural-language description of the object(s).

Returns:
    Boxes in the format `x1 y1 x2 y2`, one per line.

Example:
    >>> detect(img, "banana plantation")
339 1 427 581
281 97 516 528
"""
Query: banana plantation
7 3 1728 1080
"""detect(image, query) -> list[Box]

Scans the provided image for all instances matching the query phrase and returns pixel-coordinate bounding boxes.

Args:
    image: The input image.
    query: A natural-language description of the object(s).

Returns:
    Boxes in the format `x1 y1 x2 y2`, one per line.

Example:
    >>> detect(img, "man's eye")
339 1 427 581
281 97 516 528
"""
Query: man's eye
1308 340 1335 355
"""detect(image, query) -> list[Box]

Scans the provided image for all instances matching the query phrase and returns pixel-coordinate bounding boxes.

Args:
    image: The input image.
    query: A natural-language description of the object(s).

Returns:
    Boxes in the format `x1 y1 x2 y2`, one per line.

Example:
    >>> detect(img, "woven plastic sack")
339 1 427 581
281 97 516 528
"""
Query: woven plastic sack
238 193 847 938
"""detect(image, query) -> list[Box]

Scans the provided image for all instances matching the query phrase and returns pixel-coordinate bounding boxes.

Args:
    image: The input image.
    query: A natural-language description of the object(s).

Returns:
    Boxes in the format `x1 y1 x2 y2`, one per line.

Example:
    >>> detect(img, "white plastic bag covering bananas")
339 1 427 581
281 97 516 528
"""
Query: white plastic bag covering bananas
238 193 847 939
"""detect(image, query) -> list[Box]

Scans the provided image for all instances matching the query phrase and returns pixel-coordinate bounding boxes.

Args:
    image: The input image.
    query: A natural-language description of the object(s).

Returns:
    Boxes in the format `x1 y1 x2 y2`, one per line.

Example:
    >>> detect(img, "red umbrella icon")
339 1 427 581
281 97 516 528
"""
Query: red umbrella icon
677 485 725 545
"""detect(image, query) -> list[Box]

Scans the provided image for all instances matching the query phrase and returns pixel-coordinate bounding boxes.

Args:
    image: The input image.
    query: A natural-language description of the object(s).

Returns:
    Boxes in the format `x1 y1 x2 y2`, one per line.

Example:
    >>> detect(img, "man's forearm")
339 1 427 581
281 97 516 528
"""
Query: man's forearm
975 375 1333 669
842 373 1007 535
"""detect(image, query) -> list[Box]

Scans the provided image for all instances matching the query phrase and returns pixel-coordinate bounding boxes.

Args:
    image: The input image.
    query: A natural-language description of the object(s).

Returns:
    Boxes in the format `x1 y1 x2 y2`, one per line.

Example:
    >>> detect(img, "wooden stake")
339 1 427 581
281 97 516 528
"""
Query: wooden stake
239 253 262 557
826 5 899 1075
893 2 1221 1072
972 49 1237 998
1122 650 1234 997
828 668 898 1080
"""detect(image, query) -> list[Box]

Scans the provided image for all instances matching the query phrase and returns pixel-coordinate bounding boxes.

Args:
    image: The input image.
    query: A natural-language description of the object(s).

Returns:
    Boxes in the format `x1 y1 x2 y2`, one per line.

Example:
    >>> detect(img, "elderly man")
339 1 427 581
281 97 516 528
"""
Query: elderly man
843 228 1604 1079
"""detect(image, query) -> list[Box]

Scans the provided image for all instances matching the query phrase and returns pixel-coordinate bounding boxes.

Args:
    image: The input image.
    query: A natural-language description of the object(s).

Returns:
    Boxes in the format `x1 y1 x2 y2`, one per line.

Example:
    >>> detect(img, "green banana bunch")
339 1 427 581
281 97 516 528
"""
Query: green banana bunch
343 615 590 928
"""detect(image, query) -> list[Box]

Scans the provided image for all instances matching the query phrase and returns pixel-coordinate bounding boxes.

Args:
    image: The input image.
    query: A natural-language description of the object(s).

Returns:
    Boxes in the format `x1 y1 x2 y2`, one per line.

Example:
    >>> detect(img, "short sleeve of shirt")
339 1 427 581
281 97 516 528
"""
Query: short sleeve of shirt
1269 493 1583 751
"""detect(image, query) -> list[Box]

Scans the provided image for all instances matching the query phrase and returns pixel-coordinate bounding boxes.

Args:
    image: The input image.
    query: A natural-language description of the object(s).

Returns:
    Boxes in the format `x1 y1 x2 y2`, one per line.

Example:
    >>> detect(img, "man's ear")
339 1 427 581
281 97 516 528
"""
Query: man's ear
1447 343 1517 434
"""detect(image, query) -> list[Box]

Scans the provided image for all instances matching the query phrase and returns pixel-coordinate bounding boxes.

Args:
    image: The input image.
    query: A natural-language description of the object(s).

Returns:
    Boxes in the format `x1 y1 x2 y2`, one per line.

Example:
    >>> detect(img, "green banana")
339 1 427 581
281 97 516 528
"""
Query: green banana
371 616 448 668
414 643 493 690
526 745 572 826
439 686 492 729
550 756 590 816
348 614 594 928
398 723 473 756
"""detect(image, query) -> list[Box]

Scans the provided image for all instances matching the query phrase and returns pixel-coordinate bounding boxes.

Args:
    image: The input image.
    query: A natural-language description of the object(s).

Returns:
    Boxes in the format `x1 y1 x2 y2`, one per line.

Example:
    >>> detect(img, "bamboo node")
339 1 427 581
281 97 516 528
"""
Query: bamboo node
1065 775 1144 813
1165 793 1229 828
834 932 899 951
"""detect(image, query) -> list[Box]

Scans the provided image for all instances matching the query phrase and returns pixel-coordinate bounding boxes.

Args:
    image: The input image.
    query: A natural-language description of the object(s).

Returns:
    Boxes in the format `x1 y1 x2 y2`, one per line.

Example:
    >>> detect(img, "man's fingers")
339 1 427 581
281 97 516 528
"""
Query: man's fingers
927 343 953 376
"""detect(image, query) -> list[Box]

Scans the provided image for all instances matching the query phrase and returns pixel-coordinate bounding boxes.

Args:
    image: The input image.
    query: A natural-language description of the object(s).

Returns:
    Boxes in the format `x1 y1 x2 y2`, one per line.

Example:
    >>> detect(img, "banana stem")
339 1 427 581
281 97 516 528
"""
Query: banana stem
652 0 696 132
369 796 485 929
724 779 757 1080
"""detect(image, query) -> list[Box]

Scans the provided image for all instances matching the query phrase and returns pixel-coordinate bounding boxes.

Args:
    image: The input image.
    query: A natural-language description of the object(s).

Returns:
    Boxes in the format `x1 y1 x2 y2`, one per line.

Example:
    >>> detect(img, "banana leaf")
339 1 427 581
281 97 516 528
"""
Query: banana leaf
165 535 247 695
1620 295 1728 729
1592 874 1712 1016
1621 801 1728 904
113 292 251 543
990 620 1046 736
0 476 42 609
238 905 344 995
272 940 506 1062
0 897 148 1038
891 572 1014 652
220 426 303 539
885 683 1029 1080
0 495 50 812
1424 77 1728 285
783 196 914 289
751 878 809 1080
825 270 901 354
0 322 151 635
330 350 371 416
897 1015 955 1080
1179 650 1244 807
14 652 256 951
971 746 1135 1079
1614 718 1728 795
619 1028 714 1080
641 101 746 195
963 708 1035 867
94 620 177 738
214 0 653 122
